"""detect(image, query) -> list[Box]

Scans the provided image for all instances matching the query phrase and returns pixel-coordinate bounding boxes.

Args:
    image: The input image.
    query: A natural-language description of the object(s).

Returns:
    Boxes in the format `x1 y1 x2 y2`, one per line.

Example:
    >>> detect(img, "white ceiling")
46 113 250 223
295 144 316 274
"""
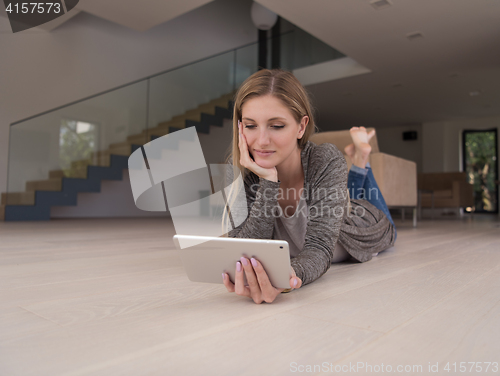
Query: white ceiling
257 0 500 128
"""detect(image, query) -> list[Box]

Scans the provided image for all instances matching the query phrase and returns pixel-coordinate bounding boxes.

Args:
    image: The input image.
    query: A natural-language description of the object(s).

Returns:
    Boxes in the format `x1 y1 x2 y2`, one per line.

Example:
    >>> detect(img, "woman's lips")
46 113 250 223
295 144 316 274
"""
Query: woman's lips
253 150 275 157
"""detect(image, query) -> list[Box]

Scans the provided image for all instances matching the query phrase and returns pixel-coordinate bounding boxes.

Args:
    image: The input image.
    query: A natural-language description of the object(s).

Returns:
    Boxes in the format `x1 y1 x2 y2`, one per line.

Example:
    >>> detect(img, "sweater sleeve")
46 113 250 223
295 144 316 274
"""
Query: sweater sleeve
290 144 348 285
227 171 281 240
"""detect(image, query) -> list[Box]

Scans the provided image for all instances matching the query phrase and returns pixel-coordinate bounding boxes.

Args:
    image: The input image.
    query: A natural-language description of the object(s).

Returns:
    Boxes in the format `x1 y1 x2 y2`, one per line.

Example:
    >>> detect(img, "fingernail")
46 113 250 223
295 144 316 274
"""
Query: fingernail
222 273 225 280
293 279 298 287
240 257 248 266
251 258 258 267
236 261 241 272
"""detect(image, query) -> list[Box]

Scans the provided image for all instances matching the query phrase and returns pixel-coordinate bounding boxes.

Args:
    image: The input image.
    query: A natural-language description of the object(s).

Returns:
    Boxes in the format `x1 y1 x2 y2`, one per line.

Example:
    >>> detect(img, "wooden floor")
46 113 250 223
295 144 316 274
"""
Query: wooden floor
1 216 499 376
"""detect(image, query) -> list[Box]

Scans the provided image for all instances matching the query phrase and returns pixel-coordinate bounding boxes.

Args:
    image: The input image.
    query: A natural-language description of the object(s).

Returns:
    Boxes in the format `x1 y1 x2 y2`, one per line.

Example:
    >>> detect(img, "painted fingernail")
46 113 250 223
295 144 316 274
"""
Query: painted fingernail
222 273 225 280
251 258 258 267
236 261 241 272
240 257 248 266
293 278 298 287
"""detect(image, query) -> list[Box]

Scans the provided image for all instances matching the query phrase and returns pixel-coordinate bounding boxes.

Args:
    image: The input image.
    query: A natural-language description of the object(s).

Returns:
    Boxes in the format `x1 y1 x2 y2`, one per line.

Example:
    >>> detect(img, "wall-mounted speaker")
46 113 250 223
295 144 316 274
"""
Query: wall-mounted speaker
403 131 418 141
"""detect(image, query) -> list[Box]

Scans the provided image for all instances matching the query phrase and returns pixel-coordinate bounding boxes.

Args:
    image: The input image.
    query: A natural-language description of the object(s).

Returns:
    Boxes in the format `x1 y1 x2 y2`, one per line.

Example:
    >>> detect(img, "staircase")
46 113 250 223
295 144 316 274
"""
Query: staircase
1 93 234 221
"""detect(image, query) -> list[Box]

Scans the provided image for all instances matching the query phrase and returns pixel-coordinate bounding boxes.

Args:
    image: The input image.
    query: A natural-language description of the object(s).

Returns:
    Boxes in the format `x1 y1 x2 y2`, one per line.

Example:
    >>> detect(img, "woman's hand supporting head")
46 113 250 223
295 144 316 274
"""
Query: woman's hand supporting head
238 120 278 182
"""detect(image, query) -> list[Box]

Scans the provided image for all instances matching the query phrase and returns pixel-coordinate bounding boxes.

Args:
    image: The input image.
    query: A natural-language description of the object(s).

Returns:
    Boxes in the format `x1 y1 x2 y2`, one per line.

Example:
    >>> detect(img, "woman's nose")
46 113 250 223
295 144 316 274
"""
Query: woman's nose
258 129 271 146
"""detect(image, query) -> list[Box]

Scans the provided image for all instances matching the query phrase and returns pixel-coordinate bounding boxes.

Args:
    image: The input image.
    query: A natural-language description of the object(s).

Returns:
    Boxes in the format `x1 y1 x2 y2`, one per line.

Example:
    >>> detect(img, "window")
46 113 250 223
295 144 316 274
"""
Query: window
462 129 498 213
59 119 99 177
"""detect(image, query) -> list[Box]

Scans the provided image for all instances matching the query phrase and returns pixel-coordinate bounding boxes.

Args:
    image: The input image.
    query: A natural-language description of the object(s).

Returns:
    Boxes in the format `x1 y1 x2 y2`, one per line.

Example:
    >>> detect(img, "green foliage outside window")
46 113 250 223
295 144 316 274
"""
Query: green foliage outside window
464 131 498 212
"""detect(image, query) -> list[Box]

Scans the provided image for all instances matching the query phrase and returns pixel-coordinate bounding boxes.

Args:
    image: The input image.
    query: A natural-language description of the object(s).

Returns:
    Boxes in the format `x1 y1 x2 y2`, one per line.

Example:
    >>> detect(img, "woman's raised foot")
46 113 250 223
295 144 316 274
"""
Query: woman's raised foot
349 126 374 168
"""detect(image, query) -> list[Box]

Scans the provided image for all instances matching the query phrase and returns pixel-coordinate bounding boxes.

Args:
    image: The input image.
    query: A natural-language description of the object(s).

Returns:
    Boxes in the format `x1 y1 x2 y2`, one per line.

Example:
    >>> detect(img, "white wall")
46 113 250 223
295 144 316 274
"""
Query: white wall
376 124 423 172
0 0 257 194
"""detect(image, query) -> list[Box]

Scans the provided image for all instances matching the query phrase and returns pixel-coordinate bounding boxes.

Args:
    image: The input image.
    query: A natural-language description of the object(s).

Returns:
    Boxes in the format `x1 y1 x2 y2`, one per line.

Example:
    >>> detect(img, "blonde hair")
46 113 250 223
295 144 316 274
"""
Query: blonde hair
222 69 317 234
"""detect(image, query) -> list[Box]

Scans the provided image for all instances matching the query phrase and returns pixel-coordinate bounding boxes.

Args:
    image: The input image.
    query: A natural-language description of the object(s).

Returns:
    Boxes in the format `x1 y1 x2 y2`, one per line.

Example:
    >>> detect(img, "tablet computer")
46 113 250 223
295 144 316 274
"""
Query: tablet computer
173 235 291 289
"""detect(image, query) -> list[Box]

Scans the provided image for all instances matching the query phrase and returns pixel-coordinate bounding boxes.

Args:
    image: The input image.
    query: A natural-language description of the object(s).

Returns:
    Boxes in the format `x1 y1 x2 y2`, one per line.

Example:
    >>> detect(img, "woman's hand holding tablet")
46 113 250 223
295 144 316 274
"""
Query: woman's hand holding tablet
222 257 302 304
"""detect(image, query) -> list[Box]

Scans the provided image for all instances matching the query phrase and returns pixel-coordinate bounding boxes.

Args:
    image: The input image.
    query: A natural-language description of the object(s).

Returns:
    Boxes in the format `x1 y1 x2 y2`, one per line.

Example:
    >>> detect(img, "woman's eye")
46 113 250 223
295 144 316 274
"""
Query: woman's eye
244 124 256 129
272 125 285 129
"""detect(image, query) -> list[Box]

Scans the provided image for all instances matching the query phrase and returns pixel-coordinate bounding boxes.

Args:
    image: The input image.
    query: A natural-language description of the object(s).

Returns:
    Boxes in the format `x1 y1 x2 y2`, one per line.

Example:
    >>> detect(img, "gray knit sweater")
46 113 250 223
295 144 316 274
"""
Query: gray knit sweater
228 141 395 285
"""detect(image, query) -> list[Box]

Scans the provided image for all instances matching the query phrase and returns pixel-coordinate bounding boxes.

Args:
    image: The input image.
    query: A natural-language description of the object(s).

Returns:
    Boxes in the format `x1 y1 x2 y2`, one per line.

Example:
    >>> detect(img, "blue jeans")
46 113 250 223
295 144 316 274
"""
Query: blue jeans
348 162 397 239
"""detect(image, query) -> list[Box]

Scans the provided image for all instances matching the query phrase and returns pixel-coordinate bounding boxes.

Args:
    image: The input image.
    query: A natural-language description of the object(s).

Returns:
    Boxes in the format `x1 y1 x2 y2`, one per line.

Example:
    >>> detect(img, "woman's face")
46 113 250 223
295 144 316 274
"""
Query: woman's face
240 95 308 170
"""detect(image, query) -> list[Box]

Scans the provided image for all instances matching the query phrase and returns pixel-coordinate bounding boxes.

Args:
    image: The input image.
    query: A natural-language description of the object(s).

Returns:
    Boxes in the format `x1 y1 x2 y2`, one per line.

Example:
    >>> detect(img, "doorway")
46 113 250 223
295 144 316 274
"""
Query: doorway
462 129 498 213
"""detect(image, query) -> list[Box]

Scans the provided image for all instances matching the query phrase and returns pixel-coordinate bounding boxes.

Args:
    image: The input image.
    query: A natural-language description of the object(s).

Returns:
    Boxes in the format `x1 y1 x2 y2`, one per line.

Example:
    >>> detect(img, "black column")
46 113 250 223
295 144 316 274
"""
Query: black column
271 17 281 69
258 29 267 70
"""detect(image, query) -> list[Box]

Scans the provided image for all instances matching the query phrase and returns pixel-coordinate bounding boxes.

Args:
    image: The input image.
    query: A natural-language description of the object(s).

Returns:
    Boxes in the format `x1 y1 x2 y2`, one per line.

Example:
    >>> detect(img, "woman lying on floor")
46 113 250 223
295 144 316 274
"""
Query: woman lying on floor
222 69 396 303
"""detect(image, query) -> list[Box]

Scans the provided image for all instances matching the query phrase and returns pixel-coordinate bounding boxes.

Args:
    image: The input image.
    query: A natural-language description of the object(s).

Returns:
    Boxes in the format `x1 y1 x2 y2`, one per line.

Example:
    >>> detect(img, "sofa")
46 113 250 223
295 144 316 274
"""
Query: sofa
309 128 418 225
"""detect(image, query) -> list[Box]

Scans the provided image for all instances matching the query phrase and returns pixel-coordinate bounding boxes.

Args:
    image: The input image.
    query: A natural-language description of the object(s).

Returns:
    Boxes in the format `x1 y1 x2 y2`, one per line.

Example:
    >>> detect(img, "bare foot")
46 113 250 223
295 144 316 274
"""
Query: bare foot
347 127 375 169
344 143 355 160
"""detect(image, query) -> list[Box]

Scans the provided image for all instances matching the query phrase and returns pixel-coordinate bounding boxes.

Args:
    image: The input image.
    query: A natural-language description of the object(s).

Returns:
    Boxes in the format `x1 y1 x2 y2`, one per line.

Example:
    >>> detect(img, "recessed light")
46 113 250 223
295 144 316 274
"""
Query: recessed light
406 31 424 41
469 91 481 97
370 0 392 10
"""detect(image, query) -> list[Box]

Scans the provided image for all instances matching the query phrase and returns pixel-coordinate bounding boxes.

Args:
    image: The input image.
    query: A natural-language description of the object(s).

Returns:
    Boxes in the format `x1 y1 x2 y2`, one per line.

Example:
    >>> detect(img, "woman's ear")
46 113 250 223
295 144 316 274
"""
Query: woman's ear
298 116 309 139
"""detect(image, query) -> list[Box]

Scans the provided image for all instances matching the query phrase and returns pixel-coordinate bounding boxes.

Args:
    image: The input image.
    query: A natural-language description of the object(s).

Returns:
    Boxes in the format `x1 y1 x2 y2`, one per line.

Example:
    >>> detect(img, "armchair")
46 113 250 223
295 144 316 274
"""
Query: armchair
417 172 474 217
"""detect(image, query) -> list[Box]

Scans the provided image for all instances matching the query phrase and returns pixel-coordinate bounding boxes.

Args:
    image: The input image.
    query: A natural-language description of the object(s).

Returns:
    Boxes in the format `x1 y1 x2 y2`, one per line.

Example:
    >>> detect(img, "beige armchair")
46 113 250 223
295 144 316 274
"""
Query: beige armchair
417 172 474 217
310 128 418 225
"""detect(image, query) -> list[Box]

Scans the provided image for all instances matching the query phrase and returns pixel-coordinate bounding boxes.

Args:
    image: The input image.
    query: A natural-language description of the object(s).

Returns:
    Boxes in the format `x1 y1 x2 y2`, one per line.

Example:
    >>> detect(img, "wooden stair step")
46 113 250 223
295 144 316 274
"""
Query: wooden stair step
71 159 92 171
94 155 111 166
91 150 110 158
49 168 87 179
154 119 185 131
1 191 35 205
196 104 217 115
144 127 172 138
0 205 4 221
209 98 231 108
49 170 65 179
86 153 111 166
126 133 149 145
171 112 201 123
108 142 133 156
217 92 234 101
26 178 62 192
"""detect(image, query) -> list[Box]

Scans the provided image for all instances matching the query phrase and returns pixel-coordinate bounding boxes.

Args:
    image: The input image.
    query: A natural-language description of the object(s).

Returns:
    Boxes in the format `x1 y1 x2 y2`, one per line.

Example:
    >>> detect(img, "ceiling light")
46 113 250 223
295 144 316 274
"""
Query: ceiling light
469 91 481 97
251 2 278 30
370 0 392 10
406 31 424 41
